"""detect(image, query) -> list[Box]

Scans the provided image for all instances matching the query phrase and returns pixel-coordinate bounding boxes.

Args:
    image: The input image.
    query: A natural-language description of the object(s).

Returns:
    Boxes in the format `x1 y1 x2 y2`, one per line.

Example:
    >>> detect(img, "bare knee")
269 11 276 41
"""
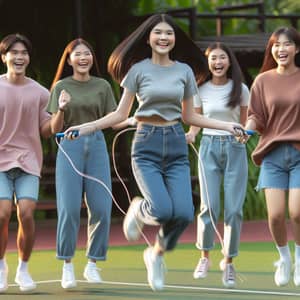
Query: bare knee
0 204 12 225
269 213 285 227
290 213 300 225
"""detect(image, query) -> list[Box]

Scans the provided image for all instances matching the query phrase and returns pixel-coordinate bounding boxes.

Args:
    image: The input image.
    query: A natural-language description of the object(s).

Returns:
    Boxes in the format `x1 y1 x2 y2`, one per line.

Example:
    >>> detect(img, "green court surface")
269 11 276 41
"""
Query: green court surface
2 242 300 300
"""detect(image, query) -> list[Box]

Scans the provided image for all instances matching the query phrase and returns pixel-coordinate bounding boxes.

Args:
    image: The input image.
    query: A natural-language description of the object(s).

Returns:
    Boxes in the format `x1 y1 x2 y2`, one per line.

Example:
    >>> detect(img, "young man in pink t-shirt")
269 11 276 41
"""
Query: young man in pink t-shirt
0 34 51 293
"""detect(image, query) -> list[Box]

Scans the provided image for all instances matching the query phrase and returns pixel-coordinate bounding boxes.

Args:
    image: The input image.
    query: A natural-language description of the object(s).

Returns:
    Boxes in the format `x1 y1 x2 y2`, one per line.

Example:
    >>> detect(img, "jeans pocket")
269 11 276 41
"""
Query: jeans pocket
133 127 154 143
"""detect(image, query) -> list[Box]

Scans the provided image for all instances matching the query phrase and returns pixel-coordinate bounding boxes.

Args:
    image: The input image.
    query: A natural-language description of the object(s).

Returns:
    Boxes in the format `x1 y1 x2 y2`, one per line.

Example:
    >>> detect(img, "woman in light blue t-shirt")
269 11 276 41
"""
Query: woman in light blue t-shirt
186 42 249 288
64 15 246 291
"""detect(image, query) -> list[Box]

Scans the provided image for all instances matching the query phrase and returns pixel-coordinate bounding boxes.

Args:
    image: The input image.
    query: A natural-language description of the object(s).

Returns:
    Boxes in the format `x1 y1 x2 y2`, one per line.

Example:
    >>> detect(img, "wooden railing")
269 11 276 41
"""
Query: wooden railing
160 3 300 39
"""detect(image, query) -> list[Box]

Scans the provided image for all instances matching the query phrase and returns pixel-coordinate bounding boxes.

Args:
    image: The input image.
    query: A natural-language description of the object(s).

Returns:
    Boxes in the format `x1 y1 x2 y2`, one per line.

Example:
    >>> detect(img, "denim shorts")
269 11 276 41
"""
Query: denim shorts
0 168 39 201
256 143 300 190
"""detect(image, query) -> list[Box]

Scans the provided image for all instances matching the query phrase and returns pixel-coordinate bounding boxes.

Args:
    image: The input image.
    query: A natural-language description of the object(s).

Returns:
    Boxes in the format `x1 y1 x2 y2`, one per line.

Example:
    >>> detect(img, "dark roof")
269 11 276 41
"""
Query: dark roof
196 33 271 53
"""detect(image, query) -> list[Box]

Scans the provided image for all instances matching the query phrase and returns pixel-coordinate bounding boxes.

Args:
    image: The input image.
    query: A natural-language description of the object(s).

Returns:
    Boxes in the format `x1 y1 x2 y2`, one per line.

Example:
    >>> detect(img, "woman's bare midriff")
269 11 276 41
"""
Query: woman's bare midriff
136 116 179 126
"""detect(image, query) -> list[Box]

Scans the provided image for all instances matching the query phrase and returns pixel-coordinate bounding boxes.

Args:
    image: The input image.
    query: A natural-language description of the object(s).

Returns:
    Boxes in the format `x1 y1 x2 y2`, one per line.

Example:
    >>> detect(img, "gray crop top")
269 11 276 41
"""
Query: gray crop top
121 58 198 121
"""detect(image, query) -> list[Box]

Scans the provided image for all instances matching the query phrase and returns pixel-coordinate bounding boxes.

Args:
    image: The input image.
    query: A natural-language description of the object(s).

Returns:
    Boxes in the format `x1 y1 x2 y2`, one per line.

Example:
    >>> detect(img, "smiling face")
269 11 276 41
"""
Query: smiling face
271 33 298 69
148 21 175 57
68 43 93 77
2 42 30 76
207 48 230 80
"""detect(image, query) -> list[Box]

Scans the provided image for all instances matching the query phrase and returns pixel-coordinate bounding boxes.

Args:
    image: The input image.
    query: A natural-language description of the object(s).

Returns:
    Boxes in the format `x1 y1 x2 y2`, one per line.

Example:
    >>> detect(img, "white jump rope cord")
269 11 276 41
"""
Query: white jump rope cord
55 128 152 247
55 128 225 254
189 143 225 251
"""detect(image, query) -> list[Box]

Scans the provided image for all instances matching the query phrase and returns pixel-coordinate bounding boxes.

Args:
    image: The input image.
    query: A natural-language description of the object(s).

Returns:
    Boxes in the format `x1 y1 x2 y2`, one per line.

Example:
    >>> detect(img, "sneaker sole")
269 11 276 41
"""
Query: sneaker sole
61 282 77 289
123 201 143 241
83 273 102 283
15 281 37 292
193 272 208 279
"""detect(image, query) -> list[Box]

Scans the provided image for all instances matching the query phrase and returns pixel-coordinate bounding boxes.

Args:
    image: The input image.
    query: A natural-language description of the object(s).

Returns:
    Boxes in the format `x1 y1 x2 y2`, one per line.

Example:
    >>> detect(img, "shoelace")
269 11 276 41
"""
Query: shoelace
222 262 246 284
87 267 101 277
64 268 75 281
224 264 236 282
196 259 209 273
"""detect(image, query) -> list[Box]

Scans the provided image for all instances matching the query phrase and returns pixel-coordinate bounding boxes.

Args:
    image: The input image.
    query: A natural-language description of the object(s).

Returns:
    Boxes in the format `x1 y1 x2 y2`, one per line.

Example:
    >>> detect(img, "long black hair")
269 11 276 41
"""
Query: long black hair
108 14 208 85
205 42 244 108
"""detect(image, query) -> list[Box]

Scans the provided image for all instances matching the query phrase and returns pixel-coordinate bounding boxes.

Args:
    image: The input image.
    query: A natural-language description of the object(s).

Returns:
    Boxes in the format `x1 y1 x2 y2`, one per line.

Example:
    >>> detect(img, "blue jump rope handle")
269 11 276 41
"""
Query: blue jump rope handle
244 129 255 136
55 130 79 139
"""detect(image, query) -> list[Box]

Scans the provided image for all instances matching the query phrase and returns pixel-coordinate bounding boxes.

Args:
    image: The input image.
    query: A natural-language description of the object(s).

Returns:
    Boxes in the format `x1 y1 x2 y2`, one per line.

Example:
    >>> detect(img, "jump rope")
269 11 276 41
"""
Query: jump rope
55 127 254 255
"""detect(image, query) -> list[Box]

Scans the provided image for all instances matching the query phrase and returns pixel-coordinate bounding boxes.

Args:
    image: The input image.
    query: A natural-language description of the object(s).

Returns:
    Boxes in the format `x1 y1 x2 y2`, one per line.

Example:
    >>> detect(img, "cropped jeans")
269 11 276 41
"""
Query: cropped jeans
196 135 248 257
56 131 112 261
131 123 194 251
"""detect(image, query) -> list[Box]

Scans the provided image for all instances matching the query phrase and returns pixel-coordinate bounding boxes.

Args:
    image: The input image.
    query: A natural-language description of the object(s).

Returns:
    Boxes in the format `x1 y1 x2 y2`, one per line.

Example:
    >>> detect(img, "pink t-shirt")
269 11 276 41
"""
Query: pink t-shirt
0 75 50 176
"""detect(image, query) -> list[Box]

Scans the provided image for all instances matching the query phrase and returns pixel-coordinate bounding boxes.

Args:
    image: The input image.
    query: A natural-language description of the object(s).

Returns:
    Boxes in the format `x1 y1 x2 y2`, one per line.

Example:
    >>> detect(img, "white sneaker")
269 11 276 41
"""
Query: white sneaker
0 264 8 293
15 270 36 292
222 263 236 288
193 257 210 279
294 262 300 286
61 263 76 289
274 259 291 286
143 247 165 291
123 197 144 241
83 263 102 283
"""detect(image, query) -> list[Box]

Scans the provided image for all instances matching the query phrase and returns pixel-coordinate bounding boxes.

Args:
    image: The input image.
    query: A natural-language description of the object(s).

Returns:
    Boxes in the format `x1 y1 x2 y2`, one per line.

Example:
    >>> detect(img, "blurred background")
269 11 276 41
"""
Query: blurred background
1 0 299 221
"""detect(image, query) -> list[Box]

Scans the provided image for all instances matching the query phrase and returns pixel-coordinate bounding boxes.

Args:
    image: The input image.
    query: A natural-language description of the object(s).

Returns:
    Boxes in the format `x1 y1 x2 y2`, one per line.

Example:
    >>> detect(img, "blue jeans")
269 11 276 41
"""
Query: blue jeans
56 131 112 261
131 123 194 251
196 135 248 257
0 168 39 201
257 143 300 190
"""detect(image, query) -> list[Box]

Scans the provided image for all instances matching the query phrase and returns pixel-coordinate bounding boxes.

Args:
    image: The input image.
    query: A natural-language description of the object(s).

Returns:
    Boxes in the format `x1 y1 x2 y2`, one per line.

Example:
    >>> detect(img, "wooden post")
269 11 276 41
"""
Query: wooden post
74 0 83 37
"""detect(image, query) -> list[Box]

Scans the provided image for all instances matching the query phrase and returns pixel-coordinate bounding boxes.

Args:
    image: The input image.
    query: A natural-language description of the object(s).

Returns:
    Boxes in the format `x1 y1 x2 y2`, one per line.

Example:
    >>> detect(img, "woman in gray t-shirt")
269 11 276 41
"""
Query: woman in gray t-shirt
65 14 245 291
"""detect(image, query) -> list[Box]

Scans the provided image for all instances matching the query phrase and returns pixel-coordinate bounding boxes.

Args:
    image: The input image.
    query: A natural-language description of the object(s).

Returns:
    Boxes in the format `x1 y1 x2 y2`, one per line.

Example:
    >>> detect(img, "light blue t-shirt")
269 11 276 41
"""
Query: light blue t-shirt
194 79 249 135
121 58 198 121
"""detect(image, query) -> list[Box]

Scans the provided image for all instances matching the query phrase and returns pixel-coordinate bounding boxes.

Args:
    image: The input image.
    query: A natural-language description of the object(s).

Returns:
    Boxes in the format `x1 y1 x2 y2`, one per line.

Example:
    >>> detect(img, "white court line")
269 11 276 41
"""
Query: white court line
8 279 300 297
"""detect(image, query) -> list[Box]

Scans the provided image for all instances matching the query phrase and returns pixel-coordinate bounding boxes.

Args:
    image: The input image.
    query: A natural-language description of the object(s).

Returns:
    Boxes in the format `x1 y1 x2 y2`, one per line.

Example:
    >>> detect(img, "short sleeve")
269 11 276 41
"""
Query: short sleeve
39 87 51 127
47 83 62 113
193 93 202 108
120 64 139 93
183 66 198 99
240 83 250 106
103 81 117 114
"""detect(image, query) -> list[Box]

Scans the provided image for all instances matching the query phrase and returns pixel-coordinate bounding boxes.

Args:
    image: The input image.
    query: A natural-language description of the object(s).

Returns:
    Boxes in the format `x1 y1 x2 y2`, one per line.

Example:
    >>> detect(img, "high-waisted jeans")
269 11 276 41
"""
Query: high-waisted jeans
56 131 112 261
131 123 194 251
196 135 248 257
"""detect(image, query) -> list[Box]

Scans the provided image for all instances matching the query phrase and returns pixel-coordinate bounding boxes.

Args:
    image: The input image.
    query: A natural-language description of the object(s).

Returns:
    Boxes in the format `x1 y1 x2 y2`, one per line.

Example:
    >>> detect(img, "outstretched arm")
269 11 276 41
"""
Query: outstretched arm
182 96 243 135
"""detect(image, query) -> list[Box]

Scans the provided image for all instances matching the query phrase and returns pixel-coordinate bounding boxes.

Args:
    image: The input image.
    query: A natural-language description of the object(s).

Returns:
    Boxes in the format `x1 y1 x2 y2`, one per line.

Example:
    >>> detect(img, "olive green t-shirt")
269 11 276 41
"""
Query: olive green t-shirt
47 76 117 129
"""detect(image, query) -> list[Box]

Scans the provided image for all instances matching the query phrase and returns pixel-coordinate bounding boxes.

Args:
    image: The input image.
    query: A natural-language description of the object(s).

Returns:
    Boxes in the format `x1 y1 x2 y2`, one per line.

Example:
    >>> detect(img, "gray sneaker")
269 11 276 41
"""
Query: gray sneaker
123 197 144 241
193 257 210 279
222 263 236 288
143 247 165 291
